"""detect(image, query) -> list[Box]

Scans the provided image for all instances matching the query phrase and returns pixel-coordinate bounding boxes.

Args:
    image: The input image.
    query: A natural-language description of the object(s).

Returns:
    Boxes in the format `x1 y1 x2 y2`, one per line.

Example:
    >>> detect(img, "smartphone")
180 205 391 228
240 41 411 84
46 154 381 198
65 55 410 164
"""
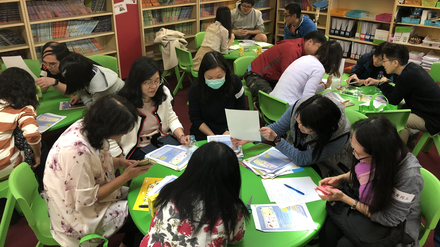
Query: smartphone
138 158 155 166
315 185 334 196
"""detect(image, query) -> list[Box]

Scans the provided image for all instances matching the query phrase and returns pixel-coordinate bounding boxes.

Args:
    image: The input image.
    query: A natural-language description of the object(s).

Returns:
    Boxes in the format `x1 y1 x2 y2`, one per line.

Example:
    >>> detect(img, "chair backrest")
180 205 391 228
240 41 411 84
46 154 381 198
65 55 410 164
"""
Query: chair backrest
194 32 205 50
419 168 440 246
258 90 290 124
429 62 440 83
88 55 118 74
233 56 256 79
175 47 194 71
364 109 411 133
344 109 368 125
8 163 58 246
1 59 41 78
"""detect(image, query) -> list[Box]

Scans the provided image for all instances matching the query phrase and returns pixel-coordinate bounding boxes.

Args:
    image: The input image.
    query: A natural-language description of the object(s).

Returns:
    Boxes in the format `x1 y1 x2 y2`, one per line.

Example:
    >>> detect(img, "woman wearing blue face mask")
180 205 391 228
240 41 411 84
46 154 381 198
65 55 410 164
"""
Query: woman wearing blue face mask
188 51 246 140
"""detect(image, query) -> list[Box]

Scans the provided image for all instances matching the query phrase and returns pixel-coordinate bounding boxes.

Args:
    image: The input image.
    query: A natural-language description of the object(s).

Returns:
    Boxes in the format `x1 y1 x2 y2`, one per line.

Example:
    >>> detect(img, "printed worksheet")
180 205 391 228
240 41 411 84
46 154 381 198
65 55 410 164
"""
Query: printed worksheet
252 204 317 232
146 145 188 170
36 113 66 133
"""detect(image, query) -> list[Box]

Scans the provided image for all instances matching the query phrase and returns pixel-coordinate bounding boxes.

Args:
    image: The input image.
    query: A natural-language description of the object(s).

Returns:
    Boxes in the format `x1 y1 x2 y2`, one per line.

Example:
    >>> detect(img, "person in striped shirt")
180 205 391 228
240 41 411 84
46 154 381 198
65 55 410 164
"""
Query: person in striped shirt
0 67 41 181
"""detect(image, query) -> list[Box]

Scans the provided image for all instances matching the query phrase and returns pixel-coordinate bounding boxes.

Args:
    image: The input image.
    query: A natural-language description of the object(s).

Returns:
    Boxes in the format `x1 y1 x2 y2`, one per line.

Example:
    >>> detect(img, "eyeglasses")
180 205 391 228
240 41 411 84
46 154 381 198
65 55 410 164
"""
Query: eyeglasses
351 142 370 160
143 78 162 88
241 4 252 9
42 61 59 68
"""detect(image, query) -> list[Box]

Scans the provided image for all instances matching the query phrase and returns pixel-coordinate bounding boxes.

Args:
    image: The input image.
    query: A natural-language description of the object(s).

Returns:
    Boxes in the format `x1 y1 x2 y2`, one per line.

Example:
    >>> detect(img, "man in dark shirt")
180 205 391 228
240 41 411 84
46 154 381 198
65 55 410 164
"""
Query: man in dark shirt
365 43 440 143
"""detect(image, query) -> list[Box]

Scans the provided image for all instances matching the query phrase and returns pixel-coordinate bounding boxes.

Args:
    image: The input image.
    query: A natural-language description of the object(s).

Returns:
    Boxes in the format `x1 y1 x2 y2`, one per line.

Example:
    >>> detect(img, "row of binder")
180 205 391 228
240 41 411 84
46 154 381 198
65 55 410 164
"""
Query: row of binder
330 18 381 42
331 39 374 60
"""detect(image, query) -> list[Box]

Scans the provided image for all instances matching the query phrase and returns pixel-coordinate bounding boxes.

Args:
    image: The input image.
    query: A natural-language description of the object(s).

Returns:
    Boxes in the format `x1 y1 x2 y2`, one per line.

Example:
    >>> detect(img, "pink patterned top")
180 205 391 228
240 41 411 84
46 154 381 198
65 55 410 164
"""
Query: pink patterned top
355 161 375 205
43 120 128 247
140 201 246 247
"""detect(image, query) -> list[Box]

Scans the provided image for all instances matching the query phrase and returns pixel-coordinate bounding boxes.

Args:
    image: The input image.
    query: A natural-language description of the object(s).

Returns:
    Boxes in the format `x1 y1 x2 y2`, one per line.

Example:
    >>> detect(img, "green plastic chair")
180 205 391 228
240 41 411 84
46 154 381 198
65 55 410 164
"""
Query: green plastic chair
344 109 367 125
258 90 290 125
364 109 411 134
0 180 17 247
233 56 257 110
159 45 181 80
174 47 198 96
194 32 205 50
419 168 440 246
429 62 440 83
88 55 118 74
8 163 108 247
1 59 41 78
412 132 440 157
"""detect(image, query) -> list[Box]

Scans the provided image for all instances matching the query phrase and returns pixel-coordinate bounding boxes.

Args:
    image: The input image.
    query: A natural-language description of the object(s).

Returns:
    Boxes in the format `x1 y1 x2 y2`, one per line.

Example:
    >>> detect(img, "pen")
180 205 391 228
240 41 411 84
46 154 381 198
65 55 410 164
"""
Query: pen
246 195 253 212
284 184 304 195
139 204 149 208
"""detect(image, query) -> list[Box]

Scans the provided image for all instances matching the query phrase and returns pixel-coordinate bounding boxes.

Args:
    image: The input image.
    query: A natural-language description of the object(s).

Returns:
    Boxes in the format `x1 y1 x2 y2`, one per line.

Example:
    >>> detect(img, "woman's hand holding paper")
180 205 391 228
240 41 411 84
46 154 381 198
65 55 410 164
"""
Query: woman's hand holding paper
259 127 276 141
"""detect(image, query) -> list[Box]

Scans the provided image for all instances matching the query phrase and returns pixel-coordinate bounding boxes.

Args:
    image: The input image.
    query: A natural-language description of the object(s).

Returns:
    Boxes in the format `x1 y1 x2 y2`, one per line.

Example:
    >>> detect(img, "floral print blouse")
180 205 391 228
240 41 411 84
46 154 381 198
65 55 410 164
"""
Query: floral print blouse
43 120 128 247
140 201 245 247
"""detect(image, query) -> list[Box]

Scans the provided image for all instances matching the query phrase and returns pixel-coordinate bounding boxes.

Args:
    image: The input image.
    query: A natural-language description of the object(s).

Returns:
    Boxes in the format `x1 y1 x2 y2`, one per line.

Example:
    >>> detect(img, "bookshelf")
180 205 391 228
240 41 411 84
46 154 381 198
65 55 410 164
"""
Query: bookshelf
0 0 120 75
0 0 33 59
138 0 276 61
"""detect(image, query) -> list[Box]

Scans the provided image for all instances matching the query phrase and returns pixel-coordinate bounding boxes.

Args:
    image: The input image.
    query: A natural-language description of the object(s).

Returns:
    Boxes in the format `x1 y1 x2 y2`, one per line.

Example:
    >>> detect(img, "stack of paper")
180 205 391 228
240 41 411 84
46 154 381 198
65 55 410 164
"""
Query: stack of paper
206 135 243 160
409 50 425 65
145 145 189 171
242 147 304 179
421 50 440 70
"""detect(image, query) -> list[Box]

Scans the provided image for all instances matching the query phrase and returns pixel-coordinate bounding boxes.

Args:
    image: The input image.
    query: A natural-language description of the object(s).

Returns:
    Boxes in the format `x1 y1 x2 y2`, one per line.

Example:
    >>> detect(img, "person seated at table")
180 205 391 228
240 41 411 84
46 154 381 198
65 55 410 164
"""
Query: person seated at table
318 117 423 247
189 51 246 141
231 0 267 42
364 43 440 144
193 6 235 71
60 52 124 108
245 31 326 97
346 42 393 86
44 95 152 247
140 141 250 247
270 40 342 106
0 68 41 181
284 3 317 40
35 41 71 95
232 95 352 177
110 56 188 159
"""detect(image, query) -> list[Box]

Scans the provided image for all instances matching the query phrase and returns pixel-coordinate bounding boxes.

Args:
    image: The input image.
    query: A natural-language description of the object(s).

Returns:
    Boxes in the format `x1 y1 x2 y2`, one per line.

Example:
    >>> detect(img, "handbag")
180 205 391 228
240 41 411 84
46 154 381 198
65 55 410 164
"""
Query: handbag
326 182 407 247
359 93 398 114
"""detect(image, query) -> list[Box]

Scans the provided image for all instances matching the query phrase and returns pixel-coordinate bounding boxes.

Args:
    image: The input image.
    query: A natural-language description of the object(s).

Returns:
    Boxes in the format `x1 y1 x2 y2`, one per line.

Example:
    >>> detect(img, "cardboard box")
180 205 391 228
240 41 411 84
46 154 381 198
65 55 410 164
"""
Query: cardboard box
374 29 389 41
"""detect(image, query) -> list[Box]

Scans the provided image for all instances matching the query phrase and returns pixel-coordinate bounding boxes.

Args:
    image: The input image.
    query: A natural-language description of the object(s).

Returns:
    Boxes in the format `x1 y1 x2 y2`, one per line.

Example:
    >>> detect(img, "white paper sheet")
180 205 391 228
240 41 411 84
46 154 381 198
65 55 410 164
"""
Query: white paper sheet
225 109 261 142
255 42 272 47
261 177 321 208
229 45 241 50
2 56 38 80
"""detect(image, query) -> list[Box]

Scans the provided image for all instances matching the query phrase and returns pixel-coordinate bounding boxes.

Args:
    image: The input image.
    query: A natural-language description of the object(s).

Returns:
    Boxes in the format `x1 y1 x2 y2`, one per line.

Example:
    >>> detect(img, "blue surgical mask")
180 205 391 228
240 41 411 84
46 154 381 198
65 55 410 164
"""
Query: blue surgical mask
206 77 226 90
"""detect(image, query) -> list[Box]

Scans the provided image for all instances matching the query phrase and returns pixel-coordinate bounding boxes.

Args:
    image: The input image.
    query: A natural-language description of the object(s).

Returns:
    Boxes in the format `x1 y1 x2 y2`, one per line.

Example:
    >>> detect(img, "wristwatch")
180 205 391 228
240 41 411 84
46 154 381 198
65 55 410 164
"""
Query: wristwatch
351 200 358 210
53 79 59 86
273 135 281 144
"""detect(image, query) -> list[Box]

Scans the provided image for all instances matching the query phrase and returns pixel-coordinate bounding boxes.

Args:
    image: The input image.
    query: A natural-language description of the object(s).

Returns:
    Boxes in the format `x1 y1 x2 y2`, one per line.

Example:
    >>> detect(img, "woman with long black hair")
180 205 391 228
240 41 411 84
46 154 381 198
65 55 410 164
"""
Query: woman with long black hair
140 141 250 247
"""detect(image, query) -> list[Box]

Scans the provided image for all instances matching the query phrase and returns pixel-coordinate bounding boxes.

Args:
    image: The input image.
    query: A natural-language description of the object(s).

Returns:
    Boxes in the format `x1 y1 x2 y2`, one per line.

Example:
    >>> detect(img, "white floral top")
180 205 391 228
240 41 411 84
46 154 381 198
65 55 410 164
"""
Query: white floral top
43 120 128 247
140 201 245 247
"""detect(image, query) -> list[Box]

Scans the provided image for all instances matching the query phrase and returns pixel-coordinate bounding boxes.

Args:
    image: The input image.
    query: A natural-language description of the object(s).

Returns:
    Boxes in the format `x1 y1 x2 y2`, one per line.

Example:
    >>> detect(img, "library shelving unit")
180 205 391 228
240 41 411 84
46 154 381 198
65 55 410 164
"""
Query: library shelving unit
0 0 120 74
326 0 394 63
391 2 440 53
275 0 328 43
0 0 33 59
138 0 198 61
138 0 276 61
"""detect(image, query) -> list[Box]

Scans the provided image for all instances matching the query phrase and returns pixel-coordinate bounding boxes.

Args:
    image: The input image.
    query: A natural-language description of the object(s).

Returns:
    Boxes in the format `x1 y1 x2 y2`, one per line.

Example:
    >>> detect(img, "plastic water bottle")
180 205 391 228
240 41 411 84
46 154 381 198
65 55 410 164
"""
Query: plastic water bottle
186 135 198 160
377 71 384 81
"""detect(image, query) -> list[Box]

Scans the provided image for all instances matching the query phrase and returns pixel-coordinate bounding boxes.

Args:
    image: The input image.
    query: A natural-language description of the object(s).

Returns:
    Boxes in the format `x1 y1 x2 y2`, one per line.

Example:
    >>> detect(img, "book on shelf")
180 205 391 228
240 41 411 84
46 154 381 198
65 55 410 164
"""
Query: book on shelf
145 145 189 171
0 29 26 46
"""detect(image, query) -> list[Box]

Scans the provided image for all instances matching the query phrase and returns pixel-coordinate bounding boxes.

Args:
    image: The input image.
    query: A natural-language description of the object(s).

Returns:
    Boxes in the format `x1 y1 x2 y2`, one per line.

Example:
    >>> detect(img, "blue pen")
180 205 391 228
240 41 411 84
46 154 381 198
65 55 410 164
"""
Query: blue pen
284 184 305 195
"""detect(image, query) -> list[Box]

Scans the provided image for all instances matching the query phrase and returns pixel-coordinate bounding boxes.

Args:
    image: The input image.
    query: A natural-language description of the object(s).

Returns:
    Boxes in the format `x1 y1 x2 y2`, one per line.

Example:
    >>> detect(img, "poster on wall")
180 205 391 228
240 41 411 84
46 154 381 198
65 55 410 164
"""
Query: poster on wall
124 0 137 4
114 2 128 15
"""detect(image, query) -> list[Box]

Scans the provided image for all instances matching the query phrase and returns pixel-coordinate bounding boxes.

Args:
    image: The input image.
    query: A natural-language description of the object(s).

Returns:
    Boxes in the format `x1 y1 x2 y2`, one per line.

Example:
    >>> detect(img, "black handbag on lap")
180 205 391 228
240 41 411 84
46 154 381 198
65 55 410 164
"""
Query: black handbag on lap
325 182 409 247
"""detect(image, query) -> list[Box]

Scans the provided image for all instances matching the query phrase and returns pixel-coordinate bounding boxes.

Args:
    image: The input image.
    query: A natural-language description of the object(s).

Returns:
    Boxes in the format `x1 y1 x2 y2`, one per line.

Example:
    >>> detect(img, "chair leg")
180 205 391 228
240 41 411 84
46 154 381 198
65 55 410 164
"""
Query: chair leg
173 71 186 96
422 138 434 153
432 136 440 157
0 192 16 247
412 133 431 157
161 70 168 79
35 241 45 247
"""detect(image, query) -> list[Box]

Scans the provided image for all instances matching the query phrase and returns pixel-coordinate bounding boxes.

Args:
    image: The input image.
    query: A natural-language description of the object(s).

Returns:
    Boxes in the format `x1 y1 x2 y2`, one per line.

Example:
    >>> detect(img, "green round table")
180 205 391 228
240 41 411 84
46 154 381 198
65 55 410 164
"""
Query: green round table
37 87 86 131
128 142 326 247
224 41 273 60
